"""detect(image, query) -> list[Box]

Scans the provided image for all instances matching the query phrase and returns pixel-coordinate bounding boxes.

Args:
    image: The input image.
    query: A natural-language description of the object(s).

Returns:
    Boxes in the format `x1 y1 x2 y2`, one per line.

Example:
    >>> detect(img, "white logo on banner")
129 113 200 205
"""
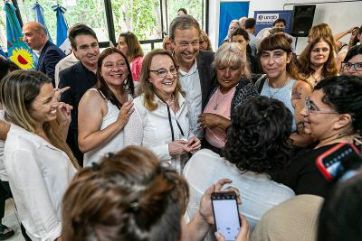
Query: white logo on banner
256 14 279 23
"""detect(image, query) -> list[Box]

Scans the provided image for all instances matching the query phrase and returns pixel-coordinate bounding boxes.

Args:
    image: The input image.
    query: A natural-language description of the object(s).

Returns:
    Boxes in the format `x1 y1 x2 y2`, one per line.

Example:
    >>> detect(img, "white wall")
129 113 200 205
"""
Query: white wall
208 0 362 53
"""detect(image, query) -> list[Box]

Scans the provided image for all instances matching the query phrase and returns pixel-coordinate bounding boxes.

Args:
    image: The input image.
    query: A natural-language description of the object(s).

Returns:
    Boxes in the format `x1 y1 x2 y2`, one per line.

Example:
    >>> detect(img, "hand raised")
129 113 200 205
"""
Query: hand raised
117 100 134 128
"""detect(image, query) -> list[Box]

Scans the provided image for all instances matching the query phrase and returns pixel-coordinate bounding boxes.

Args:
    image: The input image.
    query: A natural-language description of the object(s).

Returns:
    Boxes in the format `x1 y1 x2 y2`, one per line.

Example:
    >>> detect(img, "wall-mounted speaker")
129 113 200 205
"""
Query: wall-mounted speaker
291 5 316 37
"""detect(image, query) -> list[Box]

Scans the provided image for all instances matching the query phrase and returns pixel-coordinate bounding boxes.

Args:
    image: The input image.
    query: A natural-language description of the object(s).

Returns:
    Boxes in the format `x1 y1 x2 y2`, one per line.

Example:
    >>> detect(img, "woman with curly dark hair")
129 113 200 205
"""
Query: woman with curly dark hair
184 96 295 230
276 75 362 198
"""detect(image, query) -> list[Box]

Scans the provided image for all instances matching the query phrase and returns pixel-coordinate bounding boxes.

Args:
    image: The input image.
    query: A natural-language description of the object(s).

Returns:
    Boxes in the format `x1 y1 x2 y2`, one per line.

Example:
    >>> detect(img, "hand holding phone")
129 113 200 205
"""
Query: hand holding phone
215 214 250 241
211 192 241 241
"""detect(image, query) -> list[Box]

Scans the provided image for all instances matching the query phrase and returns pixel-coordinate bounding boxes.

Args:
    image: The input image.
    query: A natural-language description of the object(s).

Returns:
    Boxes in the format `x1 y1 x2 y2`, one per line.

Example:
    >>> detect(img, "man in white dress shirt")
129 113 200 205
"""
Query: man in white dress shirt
169 15 215 138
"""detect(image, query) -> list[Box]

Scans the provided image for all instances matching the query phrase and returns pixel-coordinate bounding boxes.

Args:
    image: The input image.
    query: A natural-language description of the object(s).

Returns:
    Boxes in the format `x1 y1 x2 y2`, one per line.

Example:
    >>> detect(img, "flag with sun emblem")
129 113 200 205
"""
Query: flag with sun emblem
4 1 37 69
8 41 36 69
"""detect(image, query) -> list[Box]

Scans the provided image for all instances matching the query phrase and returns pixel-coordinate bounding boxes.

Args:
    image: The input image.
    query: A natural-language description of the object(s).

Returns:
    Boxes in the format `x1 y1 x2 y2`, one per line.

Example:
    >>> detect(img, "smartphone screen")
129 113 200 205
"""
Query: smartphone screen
316 143 362 181
211 192 241 241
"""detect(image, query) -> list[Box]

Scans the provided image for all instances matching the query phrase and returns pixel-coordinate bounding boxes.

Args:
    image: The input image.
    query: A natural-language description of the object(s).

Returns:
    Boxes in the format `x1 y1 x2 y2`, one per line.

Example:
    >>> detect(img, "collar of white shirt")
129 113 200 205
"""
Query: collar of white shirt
10 124 62 151
179 60 198 76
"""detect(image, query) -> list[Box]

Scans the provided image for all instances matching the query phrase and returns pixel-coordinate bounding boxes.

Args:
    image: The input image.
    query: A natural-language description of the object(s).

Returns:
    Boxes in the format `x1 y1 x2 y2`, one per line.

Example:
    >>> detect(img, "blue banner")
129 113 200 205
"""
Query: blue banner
219 1 249 46
254 10 293 35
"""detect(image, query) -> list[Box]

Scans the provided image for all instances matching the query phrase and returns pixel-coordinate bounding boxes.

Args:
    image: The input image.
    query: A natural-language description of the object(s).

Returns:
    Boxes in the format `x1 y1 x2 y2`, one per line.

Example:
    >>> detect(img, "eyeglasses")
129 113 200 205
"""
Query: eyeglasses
149 67 178 78
305 97 338 114
341 62 362 72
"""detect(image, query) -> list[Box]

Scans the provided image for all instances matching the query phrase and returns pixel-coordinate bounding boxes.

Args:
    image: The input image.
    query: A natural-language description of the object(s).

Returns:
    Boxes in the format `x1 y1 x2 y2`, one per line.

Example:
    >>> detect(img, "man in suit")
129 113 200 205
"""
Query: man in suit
22 22 65 86
58 24 99 164
169 15 215 138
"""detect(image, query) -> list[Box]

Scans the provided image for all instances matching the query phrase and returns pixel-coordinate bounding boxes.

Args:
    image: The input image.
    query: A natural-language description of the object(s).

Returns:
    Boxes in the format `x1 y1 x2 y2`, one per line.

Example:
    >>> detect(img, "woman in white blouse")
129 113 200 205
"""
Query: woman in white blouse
78 48 134 167
124 49 201 172
0 70 79 241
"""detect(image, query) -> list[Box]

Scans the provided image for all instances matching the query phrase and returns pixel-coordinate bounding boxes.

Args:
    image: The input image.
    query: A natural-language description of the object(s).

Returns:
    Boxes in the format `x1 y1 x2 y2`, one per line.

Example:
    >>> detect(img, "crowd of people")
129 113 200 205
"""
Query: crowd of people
0 7 362 241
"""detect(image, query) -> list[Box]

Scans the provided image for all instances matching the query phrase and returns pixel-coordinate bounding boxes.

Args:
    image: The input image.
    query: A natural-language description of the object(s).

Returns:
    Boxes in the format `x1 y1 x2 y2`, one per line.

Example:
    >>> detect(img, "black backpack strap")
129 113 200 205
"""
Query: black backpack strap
254 74 267 94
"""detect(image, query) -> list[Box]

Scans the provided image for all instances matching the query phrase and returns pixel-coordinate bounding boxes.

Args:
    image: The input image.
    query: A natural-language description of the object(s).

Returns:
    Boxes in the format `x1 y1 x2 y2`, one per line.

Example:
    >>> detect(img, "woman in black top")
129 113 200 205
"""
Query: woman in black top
276 75 362 197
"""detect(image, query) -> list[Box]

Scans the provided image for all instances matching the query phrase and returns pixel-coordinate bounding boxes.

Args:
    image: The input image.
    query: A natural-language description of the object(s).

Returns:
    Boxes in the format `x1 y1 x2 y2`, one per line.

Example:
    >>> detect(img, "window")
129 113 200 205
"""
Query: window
163 0 207 34
2 0 207 53
112 0 162 41
17 0 110 43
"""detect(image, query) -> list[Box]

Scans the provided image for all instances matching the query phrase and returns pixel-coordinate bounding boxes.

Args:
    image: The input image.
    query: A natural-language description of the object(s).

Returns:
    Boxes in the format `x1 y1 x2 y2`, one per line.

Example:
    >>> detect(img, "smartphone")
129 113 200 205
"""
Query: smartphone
316 143 362 181
211 192 241 241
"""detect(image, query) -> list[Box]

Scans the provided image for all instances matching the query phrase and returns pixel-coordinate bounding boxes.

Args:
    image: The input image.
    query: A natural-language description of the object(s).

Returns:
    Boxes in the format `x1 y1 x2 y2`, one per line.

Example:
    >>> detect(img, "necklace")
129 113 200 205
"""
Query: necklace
310 73 322 86
266 78 288 98
165 94 175 106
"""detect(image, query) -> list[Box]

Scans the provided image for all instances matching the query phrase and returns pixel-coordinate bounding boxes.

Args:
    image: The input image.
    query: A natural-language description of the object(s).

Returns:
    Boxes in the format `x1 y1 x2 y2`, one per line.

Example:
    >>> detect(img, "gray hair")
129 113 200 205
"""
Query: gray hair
213 42 250 78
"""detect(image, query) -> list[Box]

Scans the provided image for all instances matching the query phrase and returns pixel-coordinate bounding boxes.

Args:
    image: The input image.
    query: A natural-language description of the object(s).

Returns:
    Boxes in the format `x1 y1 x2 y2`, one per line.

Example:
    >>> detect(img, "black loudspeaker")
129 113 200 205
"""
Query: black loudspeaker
291 5 316 37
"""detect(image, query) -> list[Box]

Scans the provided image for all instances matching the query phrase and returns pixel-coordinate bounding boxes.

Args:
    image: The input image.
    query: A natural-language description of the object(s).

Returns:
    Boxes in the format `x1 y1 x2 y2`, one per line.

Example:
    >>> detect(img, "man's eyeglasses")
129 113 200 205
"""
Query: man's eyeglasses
305 97 338 114
341 62 362 72
149 67 178 78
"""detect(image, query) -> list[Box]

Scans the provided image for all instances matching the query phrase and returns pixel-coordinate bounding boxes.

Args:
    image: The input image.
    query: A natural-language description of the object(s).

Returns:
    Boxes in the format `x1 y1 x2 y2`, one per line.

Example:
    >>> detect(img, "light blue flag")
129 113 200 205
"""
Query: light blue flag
32 2 53 42
53 4 70 54
4 1 37 69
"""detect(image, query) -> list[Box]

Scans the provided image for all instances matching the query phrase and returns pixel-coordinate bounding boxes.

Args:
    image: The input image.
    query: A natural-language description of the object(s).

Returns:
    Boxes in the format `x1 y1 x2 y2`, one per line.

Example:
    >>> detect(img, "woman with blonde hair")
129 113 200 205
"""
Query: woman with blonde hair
298 37 338 88
0 70 78 241
124 49 200 173
118 31 144 81
199 42 258 153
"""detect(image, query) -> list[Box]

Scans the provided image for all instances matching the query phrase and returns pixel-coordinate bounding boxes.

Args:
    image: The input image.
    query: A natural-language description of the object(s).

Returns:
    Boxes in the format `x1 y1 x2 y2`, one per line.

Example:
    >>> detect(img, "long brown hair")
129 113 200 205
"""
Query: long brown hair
298 37 338 78
139 49 183 111
96 47 134 108
118 31 144 60
308 23 336 51
0 70 79 169
62 146 189 241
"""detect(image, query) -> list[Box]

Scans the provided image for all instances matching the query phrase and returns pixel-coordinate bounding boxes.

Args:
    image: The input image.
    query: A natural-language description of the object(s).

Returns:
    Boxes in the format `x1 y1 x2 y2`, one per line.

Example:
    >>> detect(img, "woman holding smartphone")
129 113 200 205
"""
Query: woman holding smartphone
124 49 200 173
0 70 78 241
78 47 134 167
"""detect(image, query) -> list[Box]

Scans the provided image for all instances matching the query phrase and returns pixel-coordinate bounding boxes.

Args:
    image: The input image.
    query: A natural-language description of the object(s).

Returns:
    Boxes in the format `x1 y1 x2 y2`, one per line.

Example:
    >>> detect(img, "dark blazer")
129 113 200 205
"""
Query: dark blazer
59 62 97 163
197 50 216 109
37 41 65 85
59 62 97 130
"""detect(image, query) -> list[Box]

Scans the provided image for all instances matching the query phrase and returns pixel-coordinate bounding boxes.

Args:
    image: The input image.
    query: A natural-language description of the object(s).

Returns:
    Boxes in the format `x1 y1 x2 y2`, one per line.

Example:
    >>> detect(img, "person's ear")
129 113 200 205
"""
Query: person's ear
333 113 352 130
72 47 79 59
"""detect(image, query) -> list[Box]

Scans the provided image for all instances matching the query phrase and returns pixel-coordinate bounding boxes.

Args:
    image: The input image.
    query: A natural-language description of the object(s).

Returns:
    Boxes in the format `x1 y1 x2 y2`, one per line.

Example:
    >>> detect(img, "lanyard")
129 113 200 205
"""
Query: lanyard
155 92 185 141
166 104 184 141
